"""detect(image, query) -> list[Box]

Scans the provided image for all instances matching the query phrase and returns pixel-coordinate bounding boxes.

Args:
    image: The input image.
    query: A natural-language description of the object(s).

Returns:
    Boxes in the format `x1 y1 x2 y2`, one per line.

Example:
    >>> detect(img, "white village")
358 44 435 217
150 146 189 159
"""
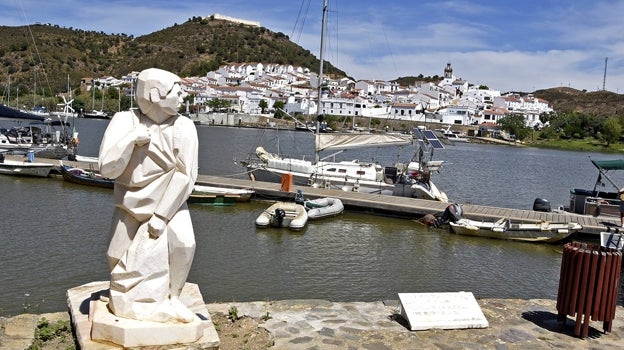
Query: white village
89 60 553 130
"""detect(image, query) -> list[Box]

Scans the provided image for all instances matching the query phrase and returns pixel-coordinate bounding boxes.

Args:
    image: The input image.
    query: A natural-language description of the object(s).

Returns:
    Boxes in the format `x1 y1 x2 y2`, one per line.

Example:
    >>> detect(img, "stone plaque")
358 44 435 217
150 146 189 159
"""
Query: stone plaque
398 292 489 331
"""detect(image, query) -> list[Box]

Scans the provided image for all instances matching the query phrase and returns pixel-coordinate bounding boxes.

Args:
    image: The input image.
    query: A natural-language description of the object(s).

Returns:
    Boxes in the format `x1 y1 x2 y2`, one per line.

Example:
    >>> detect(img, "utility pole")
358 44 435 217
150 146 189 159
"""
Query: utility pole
603 57 608 91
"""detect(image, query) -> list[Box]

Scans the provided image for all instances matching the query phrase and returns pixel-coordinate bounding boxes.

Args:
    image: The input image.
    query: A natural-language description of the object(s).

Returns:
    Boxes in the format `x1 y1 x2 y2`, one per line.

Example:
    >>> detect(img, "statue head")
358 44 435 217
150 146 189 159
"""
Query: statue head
135 68 186 123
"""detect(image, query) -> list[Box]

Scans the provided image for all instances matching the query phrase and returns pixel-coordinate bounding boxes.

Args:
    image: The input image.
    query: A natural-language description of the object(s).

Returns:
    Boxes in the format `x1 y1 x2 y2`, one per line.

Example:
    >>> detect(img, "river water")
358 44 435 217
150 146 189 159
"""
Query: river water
1 118 622 316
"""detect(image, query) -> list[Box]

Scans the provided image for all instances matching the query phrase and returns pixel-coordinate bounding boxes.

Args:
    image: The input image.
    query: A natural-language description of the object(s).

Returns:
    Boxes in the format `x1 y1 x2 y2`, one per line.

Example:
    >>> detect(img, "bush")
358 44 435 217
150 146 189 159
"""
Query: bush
27 317 73 350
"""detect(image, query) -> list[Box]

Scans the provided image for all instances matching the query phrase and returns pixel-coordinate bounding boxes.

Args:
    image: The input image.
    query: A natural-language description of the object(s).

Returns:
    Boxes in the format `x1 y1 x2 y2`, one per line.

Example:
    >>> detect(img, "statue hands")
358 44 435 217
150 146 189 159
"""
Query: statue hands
147 214 167 238
133 125 151 146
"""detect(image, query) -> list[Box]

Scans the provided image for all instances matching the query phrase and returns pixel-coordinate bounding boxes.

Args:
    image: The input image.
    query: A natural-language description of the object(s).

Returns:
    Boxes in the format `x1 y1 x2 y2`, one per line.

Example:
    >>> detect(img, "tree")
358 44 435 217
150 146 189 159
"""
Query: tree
602 117 621 146
258 99 268 114
497 114 532 140
207 98 230 112
273 100 286 119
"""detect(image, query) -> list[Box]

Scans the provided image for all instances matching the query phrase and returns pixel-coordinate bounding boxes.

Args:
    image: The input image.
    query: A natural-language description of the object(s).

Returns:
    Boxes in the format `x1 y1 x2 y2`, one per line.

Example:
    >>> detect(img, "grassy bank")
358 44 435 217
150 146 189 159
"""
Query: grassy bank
526 138 624 154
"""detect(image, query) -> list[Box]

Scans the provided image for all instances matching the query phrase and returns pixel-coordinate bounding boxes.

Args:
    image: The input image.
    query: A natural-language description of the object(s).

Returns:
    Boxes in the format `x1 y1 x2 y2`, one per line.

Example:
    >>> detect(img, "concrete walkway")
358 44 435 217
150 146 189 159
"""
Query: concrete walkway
2 298 623 349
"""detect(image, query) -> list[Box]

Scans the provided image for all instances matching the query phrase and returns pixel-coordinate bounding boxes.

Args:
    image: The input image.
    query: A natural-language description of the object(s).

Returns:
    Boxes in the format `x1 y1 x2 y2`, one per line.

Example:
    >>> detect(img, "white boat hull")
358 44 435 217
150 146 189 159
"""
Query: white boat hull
304 197 344 220
193 184 254 202
256 202 308 230
248 165 447 201
449 218 581 243
0 159 55 177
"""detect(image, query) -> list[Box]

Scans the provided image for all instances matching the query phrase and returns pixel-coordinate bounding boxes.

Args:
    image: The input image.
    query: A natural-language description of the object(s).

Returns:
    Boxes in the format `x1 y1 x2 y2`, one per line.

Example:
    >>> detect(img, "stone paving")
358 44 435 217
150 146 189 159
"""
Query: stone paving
2 298 624 349
205 298 624 349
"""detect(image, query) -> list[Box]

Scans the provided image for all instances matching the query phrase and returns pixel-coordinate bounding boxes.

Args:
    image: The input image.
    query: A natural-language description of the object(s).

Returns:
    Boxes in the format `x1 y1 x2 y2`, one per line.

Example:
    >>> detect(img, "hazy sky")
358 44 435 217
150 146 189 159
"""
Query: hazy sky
2 0 623 93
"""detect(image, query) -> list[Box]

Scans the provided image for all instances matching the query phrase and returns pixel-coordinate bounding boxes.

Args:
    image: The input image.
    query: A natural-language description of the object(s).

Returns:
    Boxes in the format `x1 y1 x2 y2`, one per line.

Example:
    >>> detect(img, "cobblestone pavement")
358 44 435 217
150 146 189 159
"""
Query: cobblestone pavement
206 298 623 349
2 298 623 349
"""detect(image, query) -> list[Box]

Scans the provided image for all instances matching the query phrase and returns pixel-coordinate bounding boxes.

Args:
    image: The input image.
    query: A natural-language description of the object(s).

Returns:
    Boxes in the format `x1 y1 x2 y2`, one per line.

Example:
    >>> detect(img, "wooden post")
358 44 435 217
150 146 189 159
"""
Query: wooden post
281 173 293 192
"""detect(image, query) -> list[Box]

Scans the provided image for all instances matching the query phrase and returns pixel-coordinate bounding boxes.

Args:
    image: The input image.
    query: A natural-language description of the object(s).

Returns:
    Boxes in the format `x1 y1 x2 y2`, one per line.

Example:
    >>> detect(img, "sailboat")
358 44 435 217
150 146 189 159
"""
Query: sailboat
238 0 448 201
0 75 46 121
82 79 109 119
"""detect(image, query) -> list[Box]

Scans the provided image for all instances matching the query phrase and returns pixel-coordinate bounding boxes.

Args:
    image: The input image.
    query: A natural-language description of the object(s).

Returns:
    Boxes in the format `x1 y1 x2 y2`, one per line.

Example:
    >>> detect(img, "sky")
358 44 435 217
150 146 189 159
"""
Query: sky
2 0 624 94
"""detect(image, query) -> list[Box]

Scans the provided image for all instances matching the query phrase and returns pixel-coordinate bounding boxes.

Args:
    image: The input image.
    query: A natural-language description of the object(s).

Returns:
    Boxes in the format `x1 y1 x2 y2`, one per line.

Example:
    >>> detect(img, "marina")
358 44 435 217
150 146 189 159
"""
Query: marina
1 120 624 318
37 154 618 236
193 172 616 236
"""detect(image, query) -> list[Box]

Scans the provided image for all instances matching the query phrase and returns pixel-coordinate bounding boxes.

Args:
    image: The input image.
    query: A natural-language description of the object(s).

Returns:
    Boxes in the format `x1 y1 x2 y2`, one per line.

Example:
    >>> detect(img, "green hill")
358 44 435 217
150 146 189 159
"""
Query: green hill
532 87 624 117
0 16 346 96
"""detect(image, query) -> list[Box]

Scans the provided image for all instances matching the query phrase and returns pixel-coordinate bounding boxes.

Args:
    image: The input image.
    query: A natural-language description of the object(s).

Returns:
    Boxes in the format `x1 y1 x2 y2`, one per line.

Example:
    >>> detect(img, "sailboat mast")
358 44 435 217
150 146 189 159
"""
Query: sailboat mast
315 0 328 164
33 70 37 109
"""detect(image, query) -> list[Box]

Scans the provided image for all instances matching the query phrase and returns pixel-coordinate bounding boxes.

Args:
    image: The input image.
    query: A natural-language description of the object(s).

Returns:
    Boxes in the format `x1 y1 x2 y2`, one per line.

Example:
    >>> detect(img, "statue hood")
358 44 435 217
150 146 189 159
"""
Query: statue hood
136 68 183 124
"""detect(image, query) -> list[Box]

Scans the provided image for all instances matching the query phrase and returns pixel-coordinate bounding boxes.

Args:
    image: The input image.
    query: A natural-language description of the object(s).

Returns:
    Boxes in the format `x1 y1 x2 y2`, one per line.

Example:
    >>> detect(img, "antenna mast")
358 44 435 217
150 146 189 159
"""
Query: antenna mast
603 57 608 91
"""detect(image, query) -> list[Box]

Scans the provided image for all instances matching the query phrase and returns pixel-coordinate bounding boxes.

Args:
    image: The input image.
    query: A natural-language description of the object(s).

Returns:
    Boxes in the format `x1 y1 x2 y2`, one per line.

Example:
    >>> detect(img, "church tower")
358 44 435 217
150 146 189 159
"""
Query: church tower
444 62 453 79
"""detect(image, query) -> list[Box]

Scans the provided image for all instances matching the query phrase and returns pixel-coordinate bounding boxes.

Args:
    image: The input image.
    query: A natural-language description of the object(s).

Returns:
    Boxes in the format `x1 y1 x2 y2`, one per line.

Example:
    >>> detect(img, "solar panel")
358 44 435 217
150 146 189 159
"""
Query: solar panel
413 127 444 149
428 139 445 149
413 128 424 140
423 130 437 139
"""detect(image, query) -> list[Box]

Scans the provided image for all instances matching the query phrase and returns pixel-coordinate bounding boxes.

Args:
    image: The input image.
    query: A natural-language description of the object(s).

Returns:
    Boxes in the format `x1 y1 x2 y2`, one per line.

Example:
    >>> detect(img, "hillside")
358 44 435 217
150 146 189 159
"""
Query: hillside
532 87 624 117
0 16 346 95
0 17 623 118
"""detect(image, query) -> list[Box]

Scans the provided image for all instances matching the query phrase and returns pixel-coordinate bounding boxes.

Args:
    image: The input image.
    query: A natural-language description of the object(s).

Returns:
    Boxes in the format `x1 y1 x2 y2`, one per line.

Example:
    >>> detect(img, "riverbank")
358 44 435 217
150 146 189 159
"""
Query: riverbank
2 298 623 349
189 112 624 154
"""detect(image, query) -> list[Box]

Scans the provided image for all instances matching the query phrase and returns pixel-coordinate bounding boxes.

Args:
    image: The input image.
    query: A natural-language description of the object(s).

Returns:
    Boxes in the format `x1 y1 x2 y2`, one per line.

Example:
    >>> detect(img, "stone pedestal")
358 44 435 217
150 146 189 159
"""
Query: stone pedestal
67 281 220 349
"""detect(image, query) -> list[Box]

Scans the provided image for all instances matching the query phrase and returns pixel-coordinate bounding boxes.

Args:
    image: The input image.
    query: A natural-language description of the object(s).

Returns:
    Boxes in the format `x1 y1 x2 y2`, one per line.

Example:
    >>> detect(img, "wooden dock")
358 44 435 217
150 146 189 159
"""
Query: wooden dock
194 174 620 237
11 155 618 237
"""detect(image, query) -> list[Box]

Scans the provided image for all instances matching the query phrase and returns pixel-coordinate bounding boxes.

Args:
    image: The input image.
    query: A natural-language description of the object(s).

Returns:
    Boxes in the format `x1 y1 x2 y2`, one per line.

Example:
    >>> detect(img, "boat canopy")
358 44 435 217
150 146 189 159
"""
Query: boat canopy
591 159 624 171
316 133 412 152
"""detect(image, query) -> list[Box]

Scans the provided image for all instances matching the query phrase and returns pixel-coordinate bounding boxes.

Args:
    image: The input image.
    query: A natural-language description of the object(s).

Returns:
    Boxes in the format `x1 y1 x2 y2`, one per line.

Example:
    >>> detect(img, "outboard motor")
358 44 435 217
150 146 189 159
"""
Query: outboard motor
533 198 551 212
295 189 306 205
273 208 286 227
441 203 463 223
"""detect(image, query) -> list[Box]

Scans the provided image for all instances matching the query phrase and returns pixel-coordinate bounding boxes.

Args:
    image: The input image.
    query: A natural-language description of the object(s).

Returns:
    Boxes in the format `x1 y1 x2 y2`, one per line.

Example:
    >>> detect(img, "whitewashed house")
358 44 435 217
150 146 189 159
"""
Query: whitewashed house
390 102 421 121
482 106 509 123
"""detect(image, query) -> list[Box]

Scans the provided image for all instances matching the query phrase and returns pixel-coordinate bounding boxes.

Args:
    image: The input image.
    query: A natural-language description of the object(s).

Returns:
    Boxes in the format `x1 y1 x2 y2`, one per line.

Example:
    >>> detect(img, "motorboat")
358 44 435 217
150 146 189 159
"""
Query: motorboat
0 157 55 177
82 110 110 119
448 217 581 243
189 184 255 205
568 158 624 217
0 124 75 160
59 163 114 188
439 125 469 143
74 155 99 163
600 231 624 250
193 184 254 201
444 132 469 143
303 197 344 220
255 202 308 230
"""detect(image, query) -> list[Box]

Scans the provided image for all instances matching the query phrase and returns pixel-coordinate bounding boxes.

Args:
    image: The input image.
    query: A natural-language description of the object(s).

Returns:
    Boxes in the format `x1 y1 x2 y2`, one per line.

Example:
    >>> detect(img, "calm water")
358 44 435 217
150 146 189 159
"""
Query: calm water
0 118 622 316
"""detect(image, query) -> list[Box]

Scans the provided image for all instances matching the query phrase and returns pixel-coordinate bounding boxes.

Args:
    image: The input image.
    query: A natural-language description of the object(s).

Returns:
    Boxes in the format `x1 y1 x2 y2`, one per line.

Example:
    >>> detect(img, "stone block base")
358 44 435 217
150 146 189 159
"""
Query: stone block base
67 281 220 349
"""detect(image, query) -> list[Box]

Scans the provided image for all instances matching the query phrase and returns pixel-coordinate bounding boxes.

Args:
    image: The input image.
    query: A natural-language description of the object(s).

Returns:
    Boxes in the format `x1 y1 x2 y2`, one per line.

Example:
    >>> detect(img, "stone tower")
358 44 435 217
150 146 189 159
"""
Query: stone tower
444 62 453 79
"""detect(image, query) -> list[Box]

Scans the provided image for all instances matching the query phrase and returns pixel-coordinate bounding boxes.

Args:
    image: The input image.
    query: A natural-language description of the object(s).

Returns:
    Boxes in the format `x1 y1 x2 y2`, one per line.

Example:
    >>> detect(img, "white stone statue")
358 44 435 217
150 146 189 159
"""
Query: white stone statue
98 68 198 323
